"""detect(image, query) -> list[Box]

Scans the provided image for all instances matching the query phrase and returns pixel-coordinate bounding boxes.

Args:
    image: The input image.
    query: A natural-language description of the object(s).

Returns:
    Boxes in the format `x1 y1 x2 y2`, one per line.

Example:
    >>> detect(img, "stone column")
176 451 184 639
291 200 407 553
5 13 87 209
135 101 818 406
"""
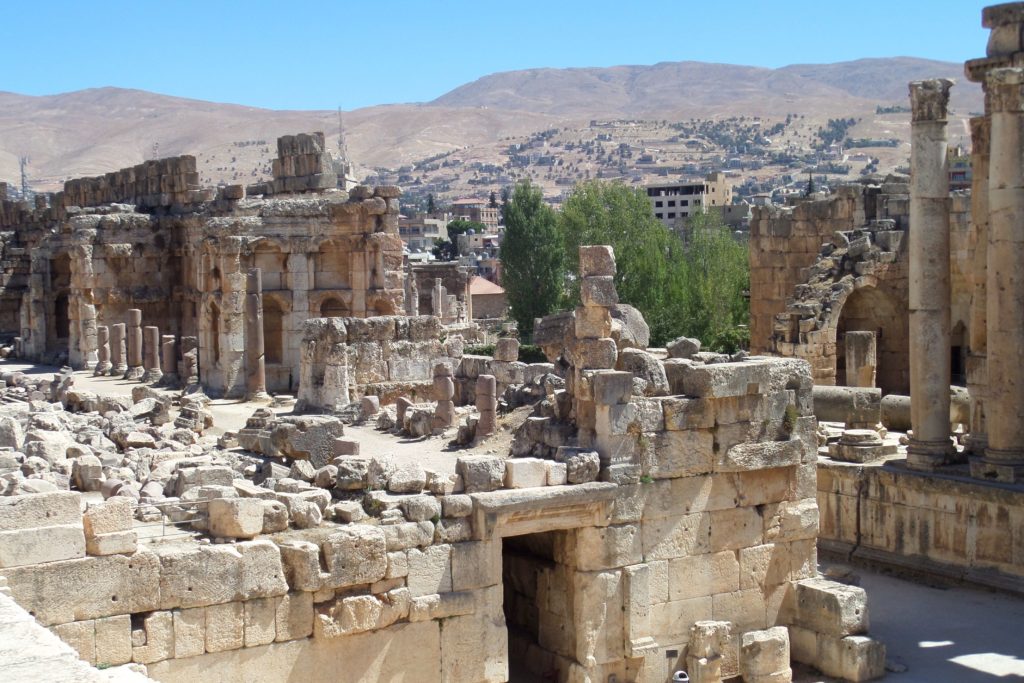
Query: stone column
844 331 877 388
124 309 144 380
160 335 179 387
978 67 1024 482
94 325 111 376
110 323 127 376
907 79 956 471
245 268 270 401
476 374 498 437
142 326 162 383
432 278 444 319
432 363 455 431
966 115 990 457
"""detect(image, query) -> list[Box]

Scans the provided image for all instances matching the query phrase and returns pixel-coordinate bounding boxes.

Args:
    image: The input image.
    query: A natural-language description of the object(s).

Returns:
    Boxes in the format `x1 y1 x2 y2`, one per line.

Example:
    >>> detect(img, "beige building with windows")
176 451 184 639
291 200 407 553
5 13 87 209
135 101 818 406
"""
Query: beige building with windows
646 171 732 227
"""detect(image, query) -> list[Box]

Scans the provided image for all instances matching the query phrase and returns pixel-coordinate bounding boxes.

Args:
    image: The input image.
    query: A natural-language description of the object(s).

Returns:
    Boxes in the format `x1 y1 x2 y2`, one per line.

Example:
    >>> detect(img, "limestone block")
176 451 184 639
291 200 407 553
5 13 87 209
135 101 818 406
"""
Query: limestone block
208 497 264 539
290 500 322 529
642 513 711 560
0 524 87 568
132 610 174 664
205 601 244 653
261 500 289 533
383 521 435 551
172 607 206 659
95 614 132 666
619 349 670 396
276 591 314 642
650 595 713 644
668 550 740 600
715 439 803 472
547 461 568 486
388 463 426 493
1 550 160 625
574 524 642 571
52 619 96 664
426 470 462 496
504 458 549 489
333 437 360 456
494 338 520 362
244 596 277 647
0 490 82 530
709 507 764 552
83 497 132 537
440 595 508 682
581 276 619 307
156 541 287 610
556 448 600 484
407 544 453 597
441 494 473 518
278 541 321 591
86 530 137 556
456 455 506 493
739 543 790 591
579 245 616 277
765 499 819 543
820 634 886 682
794 578 868 637
386 551 409 579
740 626 791 681
651 429 714 478
401 495 441 522
452 540 501 591
663 396 716 430
575 305 613 338
667 335 702 359
713 588 767 632
573 337 618 369
680 361 770 399
321 525 388 589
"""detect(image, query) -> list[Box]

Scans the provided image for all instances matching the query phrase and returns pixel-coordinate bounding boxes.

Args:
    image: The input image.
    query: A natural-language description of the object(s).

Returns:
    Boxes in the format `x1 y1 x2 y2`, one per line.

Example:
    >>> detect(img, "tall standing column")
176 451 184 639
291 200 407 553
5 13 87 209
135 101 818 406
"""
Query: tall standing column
142 326 162 383
966 115 990 458
94 325 111 376
907 79 955 471
245 268 270 401
124 309 144 380
979 67 1024 482
110 323 127 376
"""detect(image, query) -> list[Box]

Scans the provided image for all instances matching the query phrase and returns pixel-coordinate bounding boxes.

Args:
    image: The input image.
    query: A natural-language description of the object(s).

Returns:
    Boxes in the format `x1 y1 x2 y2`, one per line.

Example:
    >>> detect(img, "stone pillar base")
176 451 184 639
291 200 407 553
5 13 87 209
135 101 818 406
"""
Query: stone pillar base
124 366 145 381
971 450 1024 483
111 364 128 377
906 438 956 471
245 391 272 404
142 369 163 384
93 362 112 376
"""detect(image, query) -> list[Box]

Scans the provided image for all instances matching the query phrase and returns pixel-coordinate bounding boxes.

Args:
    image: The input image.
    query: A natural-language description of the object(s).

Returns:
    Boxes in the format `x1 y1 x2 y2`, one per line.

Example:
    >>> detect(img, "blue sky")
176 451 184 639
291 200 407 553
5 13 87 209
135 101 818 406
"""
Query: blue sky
2 0 990 111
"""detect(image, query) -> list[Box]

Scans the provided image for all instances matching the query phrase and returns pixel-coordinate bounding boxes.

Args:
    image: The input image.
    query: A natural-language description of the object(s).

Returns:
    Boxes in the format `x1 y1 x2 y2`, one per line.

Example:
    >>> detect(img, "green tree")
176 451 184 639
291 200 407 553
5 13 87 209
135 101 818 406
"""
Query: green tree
488 191 498 208
672 211 750 352
559 180 677 343
805 172 815 196
500 180 564 338
426 193 436 215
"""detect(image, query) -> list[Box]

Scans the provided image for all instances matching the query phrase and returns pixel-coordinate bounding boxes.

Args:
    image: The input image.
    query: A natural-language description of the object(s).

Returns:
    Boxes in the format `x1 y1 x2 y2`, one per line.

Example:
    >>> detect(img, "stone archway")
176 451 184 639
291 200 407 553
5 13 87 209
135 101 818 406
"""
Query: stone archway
319 297 348 318
836 285 907 394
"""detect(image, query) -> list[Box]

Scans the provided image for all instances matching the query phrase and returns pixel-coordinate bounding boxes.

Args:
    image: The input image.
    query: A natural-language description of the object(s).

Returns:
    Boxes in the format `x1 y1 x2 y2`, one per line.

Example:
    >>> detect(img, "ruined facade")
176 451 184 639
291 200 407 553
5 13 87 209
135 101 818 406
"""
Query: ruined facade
0 133 405 398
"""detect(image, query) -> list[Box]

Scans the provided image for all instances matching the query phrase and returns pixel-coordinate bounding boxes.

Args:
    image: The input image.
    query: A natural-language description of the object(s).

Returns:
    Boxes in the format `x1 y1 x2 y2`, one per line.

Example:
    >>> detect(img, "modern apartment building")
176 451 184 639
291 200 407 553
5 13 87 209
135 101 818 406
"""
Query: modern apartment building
645 172 732 227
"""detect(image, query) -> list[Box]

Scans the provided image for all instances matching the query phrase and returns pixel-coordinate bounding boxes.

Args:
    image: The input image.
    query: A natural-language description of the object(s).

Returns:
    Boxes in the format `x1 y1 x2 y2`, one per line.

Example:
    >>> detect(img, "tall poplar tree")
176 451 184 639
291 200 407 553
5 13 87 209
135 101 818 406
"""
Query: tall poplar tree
499 180 565 338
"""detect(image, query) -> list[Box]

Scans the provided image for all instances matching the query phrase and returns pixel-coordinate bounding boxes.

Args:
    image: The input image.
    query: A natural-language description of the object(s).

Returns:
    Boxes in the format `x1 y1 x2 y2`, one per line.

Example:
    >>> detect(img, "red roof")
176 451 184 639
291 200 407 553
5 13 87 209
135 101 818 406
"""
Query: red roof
469 276 505 295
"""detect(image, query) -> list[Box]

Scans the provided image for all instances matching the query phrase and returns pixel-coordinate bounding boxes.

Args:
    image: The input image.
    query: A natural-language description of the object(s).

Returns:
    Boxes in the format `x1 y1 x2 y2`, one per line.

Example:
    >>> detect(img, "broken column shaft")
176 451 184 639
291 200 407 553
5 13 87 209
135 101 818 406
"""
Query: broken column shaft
110 323 127 376
142 326 162 383
124 310 144 380
907 78 955 470
245 268 269 401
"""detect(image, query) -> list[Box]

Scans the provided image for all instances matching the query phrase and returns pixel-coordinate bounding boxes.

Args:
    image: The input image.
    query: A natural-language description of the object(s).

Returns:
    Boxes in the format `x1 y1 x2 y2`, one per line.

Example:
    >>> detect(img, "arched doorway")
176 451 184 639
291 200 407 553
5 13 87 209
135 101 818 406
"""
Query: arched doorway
836 286 908 394
319 297 348 318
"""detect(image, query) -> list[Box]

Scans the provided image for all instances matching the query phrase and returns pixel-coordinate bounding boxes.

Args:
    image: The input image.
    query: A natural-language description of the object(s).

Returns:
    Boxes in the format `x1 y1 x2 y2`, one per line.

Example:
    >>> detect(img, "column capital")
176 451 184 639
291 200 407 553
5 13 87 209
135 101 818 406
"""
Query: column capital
988 67 1024 111
909 79 953 122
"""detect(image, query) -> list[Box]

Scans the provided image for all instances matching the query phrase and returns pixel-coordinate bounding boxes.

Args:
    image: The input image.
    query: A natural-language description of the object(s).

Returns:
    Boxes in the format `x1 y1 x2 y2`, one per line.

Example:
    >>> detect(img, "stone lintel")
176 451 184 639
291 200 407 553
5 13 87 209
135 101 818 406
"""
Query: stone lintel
909 79 953 123
470 482 618 539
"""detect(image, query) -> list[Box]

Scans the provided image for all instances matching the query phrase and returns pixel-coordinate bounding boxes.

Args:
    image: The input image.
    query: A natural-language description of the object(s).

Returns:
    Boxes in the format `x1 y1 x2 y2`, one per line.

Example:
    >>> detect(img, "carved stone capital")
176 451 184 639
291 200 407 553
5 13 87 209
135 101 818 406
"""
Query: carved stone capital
909 79 953 122
988 67 1024 112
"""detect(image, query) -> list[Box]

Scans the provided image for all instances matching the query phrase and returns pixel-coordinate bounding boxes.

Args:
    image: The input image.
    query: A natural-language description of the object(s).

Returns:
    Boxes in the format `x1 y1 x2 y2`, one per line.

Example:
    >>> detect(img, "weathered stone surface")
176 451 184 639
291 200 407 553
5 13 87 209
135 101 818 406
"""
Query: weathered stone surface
456 455 506 493
208 497 264 539
321 526 388 588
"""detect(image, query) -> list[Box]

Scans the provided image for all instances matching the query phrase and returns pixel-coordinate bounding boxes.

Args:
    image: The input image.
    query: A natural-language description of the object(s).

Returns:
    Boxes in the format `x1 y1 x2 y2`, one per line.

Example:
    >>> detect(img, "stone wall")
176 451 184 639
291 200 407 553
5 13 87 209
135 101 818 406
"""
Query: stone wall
297 315 464 410
750 181 972 394
2 133 407 398
818 460 1024 593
